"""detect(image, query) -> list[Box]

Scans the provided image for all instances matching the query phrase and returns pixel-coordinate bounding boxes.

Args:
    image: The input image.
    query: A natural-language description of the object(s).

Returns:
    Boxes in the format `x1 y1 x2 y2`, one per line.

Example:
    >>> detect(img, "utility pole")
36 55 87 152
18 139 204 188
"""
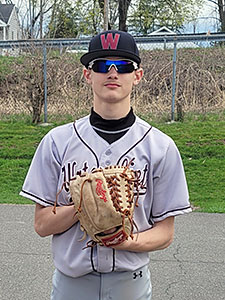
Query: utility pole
104 0 109 30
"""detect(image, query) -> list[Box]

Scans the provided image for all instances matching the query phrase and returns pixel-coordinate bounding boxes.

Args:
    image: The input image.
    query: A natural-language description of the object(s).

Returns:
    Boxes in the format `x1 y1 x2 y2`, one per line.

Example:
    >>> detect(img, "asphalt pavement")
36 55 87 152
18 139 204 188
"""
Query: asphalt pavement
0 204 225 300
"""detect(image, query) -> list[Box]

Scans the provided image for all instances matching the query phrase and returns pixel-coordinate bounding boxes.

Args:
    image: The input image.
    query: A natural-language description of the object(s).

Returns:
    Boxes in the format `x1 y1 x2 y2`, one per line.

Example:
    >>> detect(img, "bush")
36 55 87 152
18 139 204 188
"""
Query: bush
0 47 225 123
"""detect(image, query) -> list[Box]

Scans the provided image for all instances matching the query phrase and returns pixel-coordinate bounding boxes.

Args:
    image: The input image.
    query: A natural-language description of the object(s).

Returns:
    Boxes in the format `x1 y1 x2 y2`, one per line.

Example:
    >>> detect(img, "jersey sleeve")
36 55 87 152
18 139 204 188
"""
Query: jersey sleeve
20 130 61 207
151 139 192 222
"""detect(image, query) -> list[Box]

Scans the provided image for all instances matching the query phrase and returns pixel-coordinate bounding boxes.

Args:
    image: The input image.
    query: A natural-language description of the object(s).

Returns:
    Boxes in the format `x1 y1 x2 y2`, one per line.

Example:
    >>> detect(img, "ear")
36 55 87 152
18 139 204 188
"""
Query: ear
133 68 143 86
83 68 92 84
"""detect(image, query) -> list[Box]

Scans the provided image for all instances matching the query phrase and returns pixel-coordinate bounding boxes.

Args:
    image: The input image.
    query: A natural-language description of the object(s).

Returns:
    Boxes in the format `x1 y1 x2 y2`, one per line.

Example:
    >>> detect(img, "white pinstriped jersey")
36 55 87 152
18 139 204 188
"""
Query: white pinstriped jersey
20 114 191 278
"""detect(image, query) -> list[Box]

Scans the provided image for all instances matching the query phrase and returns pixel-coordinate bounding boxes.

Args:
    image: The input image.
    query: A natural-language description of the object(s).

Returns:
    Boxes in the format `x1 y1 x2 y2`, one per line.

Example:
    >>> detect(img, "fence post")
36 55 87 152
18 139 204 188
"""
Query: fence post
60 42 63 55
43 41 48 123
163 38 166 50
171 40 177 121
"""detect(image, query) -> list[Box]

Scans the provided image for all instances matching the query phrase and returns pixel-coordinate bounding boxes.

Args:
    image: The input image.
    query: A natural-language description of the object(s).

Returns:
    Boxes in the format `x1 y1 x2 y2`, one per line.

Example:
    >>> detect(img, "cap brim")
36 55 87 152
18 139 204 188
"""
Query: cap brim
80 49 141 67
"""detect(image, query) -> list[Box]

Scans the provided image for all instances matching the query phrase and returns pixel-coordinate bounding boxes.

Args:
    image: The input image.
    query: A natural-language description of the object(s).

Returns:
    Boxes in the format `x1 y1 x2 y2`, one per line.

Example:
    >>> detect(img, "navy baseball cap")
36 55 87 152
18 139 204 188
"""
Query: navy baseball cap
80 30 141 67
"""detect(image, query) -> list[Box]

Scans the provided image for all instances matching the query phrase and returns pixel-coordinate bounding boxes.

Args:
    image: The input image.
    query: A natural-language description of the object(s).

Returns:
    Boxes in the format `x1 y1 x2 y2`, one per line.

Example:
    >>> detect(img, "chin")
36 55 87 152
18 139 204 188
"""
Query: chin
100 94 122 103
104 93 129 103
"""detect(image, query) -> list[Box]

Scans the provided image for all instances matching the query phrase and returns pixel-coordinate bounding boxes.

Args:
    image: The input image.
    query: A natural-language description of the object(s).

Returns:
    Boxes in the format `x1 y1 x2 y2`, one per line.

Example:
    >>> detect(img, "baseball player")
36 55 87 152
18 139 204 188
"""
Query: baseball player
20 30 192 300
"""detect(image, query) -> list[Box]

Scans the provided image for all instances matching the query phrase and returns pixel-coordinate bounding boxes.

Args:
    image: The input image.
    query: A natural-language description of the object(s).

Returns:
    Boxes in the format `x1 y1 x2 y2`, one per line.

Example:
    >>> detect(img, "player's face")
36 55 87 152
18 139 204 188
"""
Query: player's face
83 57 143 106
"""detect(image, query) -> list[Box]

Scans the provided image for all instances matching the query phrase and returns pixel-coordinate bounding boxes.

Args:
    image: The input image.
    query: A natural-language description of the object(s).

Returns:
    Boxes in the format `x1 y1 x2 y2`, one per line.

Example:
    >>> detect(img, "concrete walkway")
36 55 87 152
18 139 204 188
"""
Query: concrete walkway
0 205 225 300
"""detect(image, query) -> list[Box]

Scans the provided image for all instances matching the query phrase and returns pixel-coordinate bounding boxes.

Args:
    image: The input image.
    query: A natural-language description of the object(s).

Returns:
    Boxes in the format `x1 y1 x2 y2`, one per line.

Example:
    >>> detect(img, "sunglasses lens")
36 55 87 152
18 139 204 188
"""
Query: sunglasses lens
91 60 135 73
92 60 109 73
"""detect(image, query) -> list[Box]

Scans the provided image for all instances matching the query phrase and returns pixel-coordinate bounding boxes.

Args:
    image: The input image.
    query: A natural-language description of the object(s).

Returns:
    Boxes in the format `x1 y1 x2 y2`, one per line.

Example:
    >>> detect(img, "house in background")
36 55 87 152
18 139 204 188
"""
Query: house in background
0 3 22 41
149 26 176 36
137 26 199 50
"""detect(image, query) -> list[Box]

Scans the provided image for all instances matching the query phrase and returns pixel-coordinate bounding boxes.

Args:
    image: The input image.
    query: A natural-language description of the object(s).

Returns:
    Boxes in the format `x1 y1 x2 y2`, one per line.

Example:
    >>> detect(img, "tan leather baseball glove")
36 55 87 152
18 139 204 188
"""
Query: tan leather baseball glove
69 165 139 248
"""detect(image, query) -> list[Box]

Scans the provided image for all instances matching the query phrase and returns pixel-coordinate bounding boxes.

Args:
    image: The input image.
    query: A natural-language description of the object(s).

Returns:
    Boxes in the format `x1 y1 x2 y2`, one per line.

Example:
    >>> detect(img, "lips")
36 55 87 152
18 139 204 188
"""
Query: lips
104 82 121 88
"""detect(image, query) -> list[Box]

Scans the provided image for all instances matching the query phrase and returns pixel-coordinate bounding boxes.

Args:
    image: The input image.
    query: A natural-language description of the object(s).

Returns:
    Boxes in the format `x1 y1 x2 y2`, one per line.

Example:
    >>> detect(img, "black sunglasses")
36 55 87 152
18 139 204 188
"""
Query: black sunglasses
88 59 138 74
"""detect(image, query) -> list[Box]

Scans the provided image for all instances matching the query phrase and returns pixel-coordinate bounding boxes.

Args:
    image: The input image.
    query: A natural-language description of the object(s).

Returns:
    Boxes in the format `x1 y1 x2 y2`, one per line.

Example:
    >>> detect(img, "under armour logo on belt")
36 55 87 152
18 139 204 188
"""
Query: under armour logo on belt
133 271 143 279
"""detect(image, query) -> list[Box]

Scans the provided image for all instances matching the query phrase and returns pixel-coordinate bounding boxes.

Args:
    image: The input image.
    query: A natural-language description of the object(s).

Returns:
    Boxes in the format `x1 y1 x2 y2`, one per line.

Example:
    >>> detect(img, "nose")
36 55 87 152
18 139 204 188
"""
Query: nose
107 66 118 79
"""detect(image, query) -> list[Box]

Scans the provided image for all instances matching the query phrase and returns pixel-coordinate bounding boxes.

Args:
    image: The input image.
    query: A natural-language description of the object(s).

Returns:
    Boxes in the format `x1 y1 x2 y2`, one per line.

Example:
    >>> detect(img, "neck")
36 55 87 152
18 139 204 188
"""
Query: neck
93 101 131 120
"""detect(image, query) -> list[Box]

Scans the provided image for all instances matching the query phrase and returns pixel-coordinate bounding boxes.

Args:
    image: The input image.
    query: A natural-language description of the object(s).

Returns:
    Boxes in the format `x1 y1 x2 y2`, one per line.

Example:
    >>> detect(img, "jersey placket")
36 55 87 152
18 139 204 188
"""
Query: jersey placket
99 147 113 167
97 245 115 272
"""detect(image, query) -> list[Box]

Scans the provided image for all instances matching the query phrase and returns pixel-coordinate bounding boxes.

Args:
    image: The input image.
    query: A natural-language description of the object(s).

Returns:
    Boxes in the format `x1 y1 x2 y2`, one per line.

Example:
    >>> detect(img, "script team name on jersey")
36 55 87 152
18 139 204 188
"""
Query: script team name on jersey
61 157 148 196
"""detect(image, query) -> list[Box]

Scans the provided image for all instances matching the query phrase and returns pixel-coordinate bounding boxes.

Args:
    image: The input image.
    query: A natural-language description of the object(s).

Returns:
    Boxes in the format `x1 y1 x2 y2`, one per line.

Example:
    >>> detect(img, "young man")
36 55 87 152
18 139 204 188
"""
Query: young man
20 30 192 300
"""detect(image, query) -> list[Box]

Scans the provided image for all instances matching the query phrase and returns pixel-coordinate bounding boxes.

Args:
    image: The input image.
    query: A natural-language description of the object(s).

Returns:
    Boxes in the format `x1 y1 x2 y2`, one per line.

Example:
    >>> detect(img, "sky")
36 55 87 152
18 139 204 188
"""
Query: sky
183 0 220 33
8 0 220 34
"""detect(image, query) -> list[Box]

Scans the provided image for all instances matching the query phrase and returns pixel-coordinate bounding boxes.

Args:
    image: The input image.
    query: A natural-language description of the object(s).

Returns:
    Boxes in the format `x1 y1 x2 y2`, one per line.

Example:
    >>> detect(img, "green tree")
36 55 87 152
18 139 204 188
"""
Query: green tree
119 0 132 31
48 0 79 38
98 0 132 31
48 0 102 37
129 0 204 34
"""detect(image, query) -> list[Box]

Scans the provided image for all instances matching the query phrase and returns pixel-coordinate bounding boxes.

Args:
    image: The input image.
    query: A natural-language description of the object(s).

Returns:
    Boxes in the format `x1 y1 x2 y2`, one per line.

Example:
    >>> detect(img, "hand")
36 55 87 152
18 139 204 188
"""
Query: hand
110 217 175 253
110 234 136 251
103 227 117 235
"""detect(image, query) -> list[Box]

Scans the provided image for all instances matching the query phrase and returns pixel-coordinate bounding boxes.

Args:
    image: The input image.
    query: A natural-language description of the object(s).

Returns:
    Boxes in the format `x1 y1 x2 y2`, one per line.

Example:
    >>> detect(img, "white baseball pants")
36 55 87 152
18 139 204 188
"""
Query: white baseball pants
51 265 152 300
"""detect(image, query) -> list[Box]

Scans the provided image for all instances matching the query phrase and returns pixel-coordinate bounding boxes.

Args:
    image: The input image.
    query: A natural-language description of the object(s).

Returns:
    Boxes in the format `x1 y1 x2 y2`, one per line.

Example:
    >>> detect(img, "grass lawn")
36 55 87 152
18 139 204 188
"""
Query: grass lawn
0 113 224 212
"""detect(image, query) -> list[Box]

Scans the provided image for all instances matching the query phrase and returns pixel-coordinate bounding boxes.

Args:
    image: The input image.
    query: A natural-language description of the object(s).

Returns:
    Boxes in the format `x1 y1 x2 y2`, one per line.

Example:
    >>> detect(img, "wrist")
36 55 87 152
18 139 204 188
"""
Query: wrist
111 233 138 251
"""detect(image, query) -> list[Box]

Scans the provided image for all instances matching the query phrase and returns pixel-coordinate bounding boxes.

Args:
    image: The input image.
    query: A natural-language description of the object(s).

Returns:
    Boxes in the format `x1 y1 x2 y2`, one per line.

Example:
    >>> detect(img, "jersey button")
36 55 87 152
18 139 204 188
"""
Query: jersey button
105 149 112 156
105 160 111 166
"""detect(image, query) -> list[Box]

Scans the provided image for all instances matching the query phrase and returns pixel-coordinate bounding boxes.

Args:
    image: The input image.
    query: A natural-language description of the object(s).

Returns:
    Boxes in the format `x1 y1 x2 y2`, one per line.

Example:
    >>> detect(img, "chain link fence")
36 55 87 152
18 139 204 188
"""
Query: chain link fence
0 33 225 123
